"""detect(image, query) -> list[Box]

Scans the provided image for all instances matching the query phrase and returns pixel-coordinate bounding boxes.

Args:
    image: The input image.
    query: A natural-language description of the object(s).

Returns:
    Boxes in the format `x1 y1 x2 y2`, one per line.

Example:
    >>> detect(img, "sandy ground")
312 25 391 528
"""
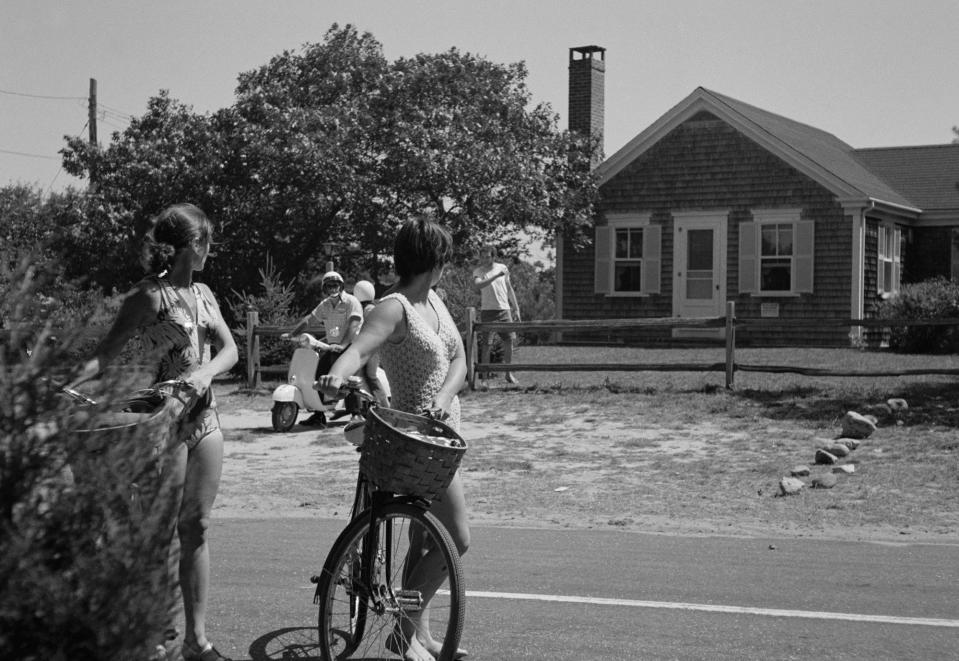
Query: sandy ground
211 387 959 544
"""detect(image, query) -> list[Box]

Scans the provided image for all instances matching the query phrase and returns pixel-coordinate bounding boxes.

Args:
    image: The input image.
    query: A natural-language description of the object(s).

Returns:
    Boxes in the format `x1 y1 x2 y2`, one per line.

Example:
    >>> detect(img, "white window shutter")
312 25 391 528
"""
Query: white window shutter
641 225 661 295
738 222 757 294
892 227 902 292
876 227 885 293
594 225 611 294
794 220 815 293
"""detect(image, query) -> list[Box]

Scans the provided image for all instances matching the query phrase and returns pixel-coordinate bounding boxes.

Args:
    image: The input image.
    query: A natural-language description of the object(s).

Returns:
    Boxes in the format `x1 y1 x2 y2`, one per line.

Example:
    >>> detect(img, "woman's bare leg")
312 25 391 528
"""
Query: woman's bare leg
178 425 223 652
397 473 470 658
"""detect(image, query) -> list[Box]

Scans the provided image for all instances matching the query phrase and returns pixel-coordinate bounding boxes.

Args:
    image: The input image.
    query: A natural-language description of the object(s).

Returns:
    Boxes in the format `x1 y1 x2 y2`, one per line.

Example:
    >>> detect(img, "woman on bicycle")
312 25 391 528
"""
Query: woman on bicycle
319 217 470 661
70 203 238 661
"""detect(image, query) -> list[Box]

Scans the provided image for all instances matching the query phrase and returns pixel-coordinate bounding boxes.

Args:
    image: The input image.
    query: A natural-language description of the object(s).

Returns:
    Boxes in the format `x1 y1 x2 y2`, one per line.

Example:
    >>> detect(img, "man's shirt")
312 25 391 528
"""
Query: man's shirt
308 292 363 344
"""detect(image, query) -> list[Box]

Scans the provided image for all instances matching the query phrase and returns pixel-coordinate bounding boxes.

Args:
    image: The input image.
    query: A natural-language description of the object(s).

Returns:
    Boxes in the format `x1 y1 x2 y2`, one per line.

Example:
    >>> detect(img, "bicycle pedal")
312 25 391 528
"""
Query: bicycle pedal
395 589 423 609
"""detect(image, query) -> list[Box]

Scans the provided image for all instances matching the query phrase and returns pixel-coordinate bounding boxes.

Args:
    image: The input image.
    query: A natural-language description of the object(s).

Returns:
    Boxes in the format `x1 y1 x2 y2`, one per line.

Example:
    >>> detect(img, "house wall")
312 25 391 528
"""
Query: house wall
564 112 853 346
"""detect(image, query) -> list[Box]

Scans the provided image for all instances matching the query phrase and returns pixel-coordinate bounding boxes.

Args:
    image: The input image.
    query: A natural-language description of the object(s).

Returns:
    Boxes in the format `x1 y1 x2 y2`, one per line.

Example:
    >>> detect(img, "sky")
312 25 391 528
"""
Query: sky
2 0 959 194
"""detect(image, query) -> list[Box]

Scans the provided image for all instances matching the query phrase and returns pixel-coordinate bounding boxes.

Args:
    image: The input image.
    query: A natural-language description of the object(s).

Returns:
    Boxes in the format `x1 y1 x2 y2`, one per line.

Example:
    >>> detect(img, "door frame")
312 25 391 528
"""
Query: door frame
671 210 728 338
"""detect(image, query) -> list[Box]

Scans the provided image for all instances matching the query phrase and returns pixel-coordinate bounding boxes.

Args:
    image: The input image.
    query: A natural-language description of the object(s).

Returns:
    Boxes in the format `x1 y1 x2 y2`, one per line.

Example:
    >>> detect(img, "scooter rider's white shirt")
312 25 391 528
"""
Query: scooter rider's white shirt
308 292 363 344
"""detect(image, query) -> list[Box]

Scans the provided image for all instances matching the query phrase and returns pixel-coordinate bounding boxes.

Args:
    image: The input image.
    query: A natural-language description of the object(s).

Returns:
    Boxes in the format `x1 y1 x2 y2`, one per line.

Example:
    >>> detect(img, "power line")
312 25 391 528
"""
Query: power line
0 87 85 101
0 147 59 160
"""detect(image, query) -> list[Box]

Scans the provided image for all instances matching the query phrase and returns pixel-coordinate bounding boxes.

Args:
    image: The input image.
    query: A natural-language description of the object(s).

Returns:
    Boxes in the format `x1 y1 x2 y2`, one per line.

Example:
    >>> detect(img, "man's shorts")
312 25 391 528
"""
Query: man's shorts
479 309 515 343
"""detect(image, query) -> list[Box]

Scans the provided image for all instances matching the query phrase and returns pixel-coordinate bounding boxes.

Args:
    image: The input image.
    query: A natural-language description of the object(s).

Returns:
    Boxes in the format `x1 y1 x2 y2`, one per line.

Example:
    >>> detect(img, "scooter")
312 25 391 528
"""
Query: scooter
270 333 390 432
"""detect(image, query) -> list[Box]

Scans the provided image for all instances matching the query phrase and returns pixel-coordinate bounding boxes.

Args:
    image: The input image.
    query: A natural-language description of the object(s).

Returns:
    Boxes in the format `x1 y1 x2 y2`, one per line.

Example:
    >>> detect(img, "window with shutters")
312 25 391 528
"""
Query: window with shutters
877 224 901 295
594 213 661 297
760 223 794 292
614 227 644 292
738 209 814 297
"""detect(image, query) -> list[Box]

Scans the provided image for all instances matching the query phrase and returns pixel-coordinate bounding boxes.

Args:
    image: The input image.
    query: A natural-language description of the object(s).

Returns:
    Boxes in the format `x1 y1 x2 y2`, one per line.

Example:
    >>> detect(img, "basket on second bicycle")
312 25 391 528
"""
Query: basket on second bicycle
311 377 468 661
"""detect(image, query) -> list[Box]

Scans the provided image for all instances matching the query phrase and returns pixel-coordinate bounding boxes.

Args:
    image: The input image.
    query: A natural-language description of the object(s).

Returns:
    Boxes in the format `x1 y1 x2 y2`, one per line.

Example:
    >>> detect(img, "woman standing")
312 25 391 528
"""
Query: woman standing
71 203 237 661
319 217 470 661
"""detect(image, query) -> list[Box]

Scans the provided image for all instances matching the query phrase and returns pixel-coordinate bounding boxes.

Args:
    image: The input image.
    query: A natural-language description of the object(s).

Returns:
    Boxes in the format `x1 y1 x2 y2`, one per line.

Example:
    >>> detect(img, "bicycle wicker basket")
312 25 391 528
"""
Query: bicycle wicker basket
359 407 467 501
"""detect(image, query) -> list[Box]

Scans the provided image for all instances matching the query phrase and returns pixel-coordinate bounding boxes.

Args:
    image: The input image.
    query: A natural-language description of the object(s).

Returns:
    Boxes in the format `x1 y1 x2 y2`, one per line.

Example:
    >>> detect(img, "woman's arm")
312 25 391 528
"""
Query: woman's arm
432 296 467 415
69 283 156 387
184 285 238 395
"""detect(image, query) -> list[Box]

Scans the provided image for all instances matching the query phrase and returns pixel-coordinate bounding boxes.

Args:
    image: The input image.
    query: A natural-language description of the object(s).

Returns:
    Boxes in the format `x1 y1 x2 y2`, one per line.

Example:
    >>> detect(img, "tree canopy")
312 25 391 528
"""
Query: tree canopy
60 24 598 298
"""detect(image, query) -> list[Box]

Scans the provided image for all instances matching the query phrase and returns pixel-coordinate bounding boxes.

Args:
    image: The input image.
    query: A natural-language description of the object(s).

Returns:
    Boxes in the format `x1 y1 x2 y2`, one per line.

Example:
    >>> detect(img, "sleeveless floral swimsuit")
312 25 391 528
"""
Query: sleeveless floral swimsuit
139 277 221 449
378 290 461 431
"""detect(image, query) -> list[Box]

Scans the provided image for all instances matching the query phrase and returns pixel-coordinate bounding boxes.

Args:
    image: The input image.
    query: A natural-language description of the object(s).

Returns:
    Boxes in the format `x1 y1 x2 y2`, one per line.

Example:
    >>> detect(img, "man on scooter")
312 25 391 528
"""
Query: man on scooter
282 271 363 426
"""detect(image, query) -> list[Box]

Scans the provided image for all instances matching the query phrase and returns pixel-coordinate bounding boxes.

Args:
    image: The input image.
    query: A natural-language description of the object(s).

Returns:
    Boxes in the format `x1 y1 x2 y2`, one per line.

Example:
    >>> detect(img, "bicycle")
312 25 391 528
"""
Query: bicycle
62 379 200 517
311 377 468 661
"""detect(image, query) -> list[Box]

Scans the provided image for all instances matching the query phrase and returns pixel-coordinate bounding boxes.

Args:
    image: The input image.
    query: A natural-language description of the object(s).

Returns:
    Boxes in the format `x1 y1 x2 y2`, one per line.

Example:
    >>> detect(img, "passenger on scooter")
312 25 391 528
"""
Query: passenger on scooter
281 271 362 425
352 280 390 408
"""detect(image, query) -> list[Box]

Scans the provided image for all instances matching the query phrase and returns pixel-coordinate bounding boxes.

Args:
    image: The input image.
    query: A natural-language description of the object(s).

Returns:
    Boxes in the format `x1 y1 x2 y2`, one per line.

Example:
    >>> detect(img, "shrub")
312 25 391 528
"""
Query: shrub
228 256 302 378
0 260 179 660
878 277 959 353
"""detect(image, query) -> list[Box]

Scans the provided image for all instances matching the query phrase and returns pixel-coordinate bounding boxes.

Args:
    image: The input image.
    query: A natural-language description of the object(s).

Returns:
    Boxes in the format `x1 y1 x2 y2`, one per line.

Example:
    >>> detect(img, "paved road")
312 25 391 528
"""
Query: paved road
202 518 959 660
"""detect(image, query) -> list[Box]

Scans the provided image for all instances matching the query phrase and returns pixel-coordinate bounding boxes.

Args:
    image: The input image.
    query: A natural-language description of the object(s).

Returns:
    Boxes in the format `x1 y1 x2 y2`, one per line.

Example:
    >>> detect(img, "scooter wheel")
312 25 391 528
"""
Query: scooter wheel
271 402 299 432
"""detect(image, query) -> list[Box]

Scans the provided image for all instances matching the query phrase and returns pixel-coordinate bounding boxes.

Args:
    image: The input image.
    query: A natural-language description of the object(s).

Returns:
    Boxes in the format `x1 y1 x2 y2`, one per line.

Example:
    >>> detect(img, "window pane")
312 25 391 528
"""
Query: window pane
628 228 644 259
761 227 777 256
615 229 629 259
615 262 642 292
686 271 713 299
687 229 713 270
778 225 793 255
883 262 893 292
761 258 791 291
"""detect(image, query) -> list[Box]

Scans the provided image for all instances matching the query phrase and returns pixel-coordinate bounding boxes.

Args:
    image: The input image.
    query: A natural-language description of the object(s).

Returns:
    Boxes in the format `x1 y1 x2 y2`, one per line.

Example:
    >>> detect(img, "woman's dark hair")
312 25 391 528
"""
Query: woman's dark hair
393 217 453 280
138 203 213 275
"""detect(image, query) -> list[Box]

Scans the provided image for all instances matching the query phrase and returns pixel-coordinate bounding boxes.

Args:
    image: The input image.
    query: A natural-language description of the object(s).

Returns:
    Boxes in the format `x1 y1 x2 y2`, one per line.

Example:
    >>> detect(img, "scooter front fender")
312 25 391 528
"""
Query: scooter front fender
272 383 304 407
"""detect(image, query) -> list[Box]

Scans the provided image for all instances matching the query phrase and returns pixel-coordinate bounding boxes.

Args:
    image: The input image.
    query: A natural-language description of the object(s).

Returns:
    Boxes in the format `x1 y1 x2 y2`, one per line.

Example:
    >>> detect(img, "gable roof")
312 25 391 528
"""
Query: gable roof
854 144 959 212
596 87 922 214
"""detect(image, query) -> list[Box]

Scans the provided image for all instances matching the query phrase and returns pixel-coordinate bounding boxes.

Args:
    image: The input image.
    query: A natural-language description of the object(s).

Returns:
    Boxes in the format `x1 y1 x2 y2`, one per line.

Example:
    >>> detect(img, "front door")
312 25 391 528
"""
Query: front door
672 212 727 330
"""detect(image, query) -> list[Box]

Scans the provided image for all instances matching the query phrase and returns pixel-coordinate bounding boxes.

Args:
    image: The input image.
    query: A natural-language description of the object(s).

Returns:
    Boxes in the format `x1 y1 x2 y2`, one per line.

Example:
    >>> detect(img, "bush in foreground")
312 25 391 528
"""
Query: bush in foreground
1 260 179 660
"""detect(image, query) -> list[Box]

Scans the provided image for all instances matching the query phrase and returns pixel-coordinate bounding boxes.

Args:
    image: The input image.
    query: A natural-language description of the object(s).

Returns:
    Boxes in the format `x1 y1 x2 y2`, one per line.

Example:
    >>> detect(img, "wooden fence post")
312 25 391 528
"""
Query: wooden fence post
246 308 260 390
725 301 736 389
465 307 477 390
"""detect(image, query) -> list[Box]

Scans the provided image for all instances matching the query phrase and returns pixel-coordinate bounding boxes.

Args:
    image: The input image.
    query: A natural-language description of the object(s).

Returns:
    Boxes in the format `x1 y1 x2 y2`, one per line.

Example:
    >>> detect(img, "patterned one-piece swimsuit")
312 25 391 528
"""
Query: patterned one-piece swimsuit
139 277 220 449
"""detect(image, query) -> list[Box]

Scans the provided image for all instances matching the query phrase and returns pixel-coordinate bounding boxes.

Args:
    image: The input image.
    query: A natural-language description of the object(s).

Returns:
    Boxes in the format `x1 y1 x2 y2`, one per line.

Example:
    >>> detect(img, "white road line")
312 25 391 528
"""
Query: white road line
464 591 959 628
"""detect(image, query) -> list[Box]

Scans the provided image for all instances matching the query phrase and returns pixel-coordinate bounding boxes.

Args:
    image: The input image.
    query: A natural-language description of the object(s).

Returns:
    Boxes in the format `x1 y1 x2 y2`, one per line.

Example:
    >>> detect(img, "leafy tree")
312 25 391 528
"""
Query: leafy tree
59 24 598 305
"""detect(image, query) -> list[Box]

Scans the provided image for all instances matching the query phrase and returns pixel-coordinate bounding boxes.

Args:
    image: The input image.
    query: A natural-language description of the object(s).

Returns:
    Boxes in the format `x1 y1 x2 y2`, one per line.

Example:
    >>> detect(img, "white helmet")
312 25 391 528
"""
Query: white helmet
321 271 344 287
353 280 376 303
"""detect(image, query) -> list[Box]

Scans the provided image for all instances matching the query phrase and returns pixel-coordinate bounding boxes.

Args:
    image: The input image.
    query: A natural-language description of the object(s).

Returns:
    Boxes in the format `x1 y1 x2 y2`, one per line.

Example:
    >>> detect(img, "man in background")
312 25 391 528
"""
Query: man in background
472 245 521 384
282 270 362 424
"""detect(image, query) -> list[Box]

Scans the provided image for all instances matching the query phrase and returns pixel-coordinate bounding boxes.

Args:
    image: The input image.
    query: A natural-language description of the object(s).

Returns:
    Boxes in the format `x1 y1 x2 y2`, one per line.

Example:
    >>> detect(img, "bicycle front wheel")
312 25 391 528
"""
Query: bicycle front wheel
317 502 465 661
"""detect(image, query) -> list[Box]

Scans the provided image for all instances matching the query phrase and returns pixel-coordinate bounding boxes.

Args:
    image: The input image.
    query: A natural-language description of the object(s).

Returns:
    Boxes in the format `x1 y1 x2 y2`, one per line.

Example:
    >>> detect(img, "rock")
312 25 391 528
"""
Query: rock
863 403 893 423
779 477 805 495
790 465 811 477
815 449 838 465
837 438 861 450
841 411 877 439
833 464 856 474
811 473 839 489
887 398 909 414
827 443 850 458
863 414 879 426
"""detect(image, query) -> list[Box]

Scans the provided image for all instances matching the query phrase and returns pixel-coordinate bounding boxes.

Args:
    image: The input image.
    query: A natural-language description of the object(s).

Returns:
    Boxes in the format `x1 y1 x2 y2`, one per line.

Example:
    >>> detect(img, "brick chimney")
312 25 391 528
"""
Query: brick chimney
568 45 605 165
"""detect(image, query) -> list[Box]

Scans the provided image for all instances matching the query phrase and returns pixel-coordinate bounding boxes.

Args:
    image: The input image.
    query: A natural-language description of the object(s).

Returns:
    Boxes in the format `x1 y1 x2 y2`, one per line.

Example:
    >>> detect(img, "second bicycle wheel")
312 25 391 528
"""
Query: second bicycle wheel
317 502 465 661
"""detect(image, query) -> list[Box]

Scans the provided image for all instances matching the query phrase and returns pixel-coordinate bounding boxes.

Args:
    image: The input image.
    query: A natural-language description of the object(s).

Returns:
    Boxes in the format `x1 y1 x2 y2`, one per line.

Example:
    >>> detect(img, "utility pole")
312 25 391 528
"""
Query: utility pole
88 78 97 146
88 78 98 189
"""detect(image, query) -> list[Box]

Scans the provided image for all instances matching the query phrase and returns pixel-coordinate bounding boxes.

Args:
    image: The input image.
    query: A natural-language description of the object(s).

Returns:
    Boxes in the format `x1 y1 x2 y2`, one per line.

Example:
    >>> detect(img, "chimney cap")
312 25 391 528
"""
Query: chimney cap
569 45 605 61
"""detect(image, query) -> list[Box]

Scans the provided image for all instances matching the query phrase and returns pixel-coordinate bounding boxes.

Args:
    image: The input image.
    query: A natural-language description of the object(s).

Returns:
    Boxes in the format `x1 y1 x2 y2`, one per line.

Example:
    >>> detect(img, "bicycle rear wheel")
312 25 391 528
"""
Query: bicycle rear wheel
317 502 465 661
